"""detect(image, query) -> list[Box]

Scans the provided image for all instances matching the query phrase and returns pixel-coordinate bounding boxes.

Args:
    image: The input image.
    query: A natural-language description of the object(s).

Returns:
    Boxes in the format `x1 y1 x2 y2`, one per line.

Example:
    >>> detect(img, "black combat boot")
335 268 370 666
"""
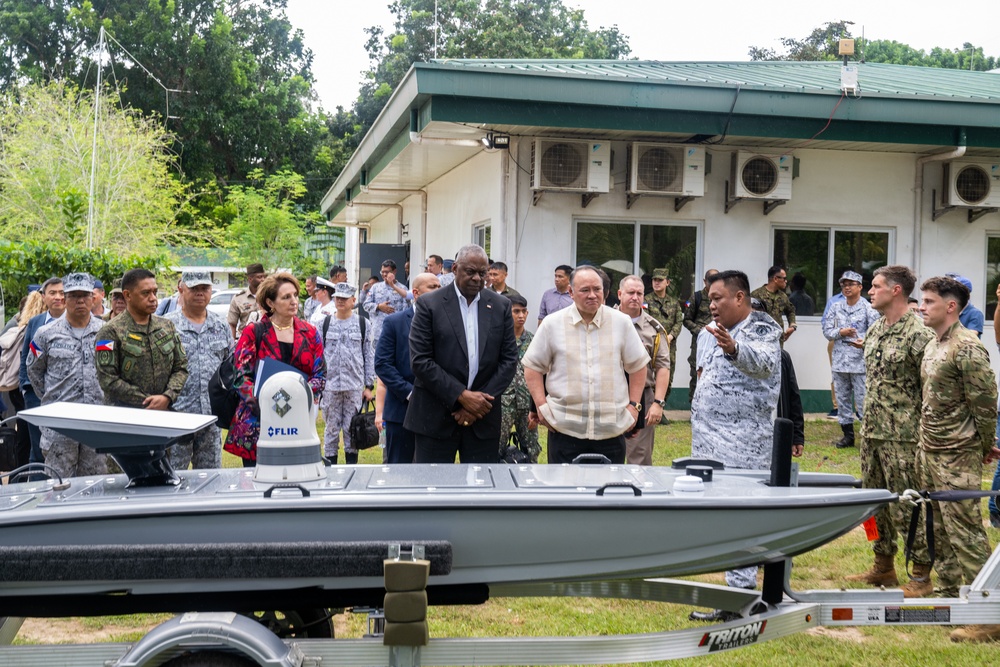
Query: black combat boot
344 452 359 464
834 422 855 449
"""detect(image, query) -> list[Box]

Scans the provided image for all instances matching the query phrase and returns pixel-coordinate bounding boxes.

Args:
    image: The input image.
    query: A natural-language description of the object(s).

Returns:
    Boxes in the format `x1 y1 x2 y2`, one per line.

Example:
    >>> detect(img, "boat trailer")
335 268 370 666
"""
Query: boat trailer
2 543 1000 667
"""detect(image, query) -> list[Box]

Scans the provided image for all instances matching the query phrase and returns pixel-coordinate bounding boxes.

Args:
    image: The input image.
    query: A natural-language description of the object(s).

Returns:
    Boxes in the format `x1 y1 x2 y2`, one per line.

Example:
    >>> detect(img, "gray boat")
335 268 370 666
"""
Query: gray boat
1 396 894 617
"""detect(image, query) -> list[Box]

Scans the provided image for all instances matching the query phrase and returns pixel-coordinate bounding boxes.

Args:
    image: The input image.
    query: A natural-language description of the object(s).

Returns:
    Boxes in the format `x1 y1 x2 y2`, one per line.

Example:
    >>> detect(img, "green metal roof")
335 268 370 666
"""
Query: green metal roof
322 59 1000 219
429 60 1000 101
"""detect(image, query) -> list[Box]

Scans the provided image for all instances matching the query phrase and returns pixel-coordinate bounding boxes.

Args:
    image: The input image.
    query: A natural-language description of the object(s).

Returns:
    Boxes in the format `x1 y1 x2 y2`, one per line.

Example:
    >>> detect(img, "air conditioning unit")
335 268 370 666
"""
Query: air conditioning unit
531 139 611 193
729 151 793 201
627 143 705 196
942 161 1000 208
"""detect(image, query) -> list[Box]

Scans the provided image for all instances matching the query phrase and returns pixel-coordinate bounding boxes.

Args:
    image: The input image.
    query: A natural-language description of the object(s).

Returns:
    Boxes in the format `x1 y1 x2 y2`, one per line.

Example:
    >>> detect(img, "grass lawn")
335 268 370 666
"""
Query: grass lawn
14 419 1000 664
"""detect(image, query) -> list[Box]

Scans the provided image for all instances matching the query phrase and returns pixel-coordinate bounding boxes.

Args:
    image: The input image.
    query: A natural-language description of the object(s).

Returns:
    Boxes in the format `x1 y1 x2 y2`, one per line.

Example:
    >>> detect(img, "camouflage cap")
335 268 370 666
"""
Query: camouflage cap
62 272 95 294
181 270 213 288
333 282 356 299
839 270 863 284
651 268 669 279
110 278 124 296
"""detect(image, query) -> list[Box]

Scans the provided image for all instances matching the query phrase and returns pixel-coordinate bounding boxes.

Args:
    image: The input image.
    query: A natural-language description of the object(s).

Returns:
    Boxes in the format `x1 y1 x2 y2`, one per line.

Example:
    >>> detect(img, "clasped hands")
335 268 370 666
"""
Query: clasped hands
452 389 494 427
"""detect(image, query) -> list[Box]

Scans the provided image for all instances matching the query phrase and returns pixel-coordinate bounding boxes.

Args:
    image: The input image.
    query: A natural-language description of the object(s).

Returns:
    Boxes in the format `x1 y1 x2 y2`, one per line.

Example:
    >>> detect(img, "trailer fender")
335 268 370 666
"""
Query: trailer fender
114 612 302 667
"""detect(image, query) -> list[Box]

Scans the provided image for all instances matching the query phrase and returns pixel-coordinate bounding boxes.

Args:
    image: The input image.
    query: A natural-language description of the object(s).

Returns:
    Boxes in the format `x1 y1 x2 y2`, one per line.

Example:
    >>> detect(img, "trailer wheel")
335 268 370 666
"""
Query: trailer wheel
244 608 334 638
162 652 256 667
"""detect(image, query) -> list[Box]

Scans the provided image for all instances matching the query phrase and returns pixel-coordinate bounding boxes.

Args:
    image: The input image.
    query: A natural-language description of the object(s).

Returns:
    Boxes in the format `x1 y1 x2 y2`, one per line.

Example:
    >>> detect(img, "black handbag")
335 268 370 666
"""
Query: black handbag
500 431 530 464
0 426 18 472
208 350 241 428
349 400 380 450
208 323 264 428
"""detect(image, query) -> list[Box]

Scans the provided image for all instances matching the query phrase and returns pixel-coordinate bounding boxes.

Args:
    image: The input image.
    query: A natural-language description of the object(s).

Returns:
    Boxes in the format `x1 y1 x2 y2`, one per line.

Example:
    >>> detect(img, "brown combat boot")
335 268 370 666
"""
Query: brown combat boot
950 625 1000 643
845 553 898 587
901 563 933 598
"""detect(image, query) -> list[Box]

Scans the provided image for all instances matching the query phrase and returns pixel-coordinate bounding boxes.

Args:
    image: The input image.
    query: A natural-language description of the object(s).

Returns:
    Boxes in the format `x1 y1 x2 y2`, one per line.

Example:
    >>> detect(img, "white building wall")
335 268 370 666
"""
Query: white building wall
362 141 1000 396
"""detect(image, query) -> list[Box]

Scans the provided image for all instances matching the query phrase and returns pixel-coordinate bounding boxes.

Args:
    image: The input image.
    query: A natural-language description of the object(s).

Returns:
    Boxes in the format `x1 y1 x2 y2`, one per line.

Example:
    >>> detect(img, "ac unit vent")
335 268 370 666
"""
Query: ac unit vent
942 161 1000 208
955 164 991 205
541 143 584 187
627 143 705 197
741 157 778 196
531 139 611 193
638 148 680 191
729 151 793 201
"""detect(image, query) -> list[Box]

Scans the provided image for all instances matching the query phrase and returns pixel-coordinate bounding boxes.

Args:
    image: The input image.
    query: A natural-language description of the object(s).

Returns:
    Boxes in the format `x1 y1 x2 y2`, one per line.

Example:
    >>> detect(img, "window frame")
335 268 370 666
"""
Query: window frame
771 223 895 318
572 216 705 298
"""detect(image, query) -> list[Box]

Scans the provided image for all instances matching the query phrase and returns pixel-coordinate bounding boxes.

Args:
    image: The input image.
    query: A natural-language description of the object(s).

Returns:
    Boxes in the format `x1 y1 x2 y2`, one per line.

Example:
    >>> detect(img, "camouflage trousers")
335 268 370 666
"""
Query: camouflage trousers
41 429 107 478
169 424 222 470
832 371 865 424
687 341 699 402
322 388 363 458
665 342 677 402
499 399 540 463
918 448 992 597
861 438 928 562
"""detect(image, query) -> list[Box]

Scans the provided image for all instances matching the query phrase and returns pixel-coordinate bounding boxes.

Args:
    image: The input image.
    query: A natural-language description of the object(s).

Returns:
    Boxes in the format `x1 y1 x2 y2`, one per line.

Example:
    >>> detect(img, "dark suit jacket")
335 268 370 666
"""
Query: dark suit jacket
404 285 517 440
375 309 414 424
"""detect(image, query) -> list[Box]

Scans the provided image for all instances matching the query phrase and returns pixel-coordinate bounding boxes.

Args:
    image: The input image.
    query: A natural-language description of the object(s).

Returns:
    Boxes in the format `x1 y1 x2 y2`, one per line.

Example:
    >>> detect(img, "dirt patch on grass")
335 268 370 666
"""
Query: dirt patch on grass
16 617 163 644
806 626 869 642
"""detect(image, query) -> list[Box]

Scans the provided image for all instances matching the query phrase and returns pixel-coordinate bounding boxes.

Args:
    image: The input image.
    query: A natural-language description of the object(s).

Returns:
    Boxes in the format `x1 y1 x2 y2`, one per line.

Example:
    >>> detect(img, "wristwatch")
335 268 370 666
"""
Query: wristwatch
628 401 642 411
724 342 740 361
652 398 666 408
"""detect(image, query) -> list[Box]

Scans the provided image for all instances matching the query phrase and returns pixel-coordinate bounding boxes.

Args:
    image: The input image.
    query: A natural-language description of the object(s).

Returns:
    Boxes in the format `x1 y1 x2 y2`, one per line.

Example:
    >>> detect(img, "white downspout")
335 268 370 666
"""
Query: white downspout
913 137 966 276
360 188 428 262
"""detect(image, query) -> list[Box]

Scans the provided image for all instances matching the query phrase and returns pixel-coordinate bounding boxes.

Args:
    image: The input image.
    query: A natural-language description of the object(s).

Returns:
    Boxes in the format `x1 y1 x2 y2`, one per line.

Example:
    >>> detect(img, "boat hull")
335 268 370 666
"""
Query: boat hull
0 464 894 614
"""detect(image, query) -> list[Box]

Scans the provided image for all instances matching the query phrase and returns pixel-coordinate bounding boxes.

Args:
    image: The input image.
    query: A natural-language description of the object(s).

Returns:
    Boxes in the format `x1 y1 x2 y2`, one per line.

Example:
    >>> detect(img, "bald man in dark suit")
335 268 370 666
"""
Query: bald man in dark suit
405 245 518 463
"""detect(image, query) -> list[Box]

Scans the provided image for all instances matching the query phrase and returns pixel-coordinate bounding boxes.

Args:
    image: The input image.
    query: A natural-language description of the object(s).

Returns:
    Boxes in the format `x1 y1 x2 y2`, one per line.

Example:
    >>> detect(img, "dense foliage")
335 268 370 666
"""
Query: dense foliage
749 20 998 70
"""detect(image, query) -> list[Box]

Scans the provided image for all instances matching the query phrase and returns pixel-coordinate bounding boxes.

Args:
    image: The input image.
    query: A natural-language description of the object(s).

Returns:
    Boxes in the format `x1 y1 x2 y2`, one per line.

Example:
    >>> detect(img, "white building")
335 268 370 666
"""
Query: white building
320 59 1000 410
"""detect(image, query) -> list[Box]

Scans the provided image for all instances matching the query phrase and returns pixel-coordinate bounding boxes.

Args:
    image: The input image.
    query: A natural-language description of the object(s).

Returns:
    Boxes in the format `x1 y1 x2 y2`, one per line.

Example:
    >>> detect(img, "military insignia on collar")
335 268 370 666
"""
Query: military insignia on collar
272 388 292 418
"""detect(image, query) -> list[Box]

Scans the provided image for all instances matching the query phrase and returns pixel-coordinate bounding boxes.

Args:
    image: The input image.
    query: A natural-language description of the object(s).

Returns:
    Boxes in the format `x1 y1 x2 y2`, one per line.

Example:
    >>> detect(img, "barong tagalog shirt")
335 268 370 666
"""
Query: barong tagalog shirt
522 304 649 440
691 311 781 469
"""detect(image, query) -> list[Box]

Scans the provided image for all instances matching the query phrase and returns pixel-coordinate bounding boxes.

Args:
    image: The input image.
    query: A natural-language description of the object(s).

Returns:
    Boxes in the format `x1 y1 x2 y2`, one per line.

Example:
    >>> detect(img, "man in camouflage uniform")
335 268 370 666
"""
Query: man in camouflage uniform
227 262 266 338
750 265 797 345
363 259 410 352
644 268 682 405
499 295 540 462
620 276 670 466
164 271 232 469
847 265 934 593
688 269 781 623
682 268 718 402
25 273 107 477
916 277 999 642
95 268 188 411
320 282 375 464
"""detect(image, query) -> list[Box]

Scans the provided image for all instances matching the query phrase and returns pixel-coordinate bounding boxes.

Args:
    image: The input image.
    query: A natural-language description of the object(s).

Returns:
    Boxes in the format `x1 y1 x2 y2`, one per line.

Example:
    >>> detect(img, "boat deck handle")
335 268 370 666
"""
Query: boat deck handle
596 482 642 497
263 483 312 498
571 453 612 465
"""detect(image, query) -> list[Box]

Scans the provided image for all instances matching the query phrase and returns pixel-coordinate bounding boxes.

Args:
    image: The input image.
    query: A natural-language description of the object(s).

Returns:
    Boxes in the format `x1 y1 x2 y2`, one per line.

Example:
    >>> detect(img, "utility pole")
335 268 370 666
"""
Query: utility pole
86 26 105 249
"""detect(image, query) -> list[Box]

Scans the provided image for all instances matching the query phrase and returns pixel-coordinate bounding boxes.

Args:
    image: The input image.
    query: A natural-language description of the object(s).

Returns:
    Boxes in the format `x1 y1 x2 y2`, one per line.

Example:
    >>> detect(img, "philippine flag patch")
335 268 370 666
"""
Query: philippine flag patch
95 340 114 352
28 341 40 357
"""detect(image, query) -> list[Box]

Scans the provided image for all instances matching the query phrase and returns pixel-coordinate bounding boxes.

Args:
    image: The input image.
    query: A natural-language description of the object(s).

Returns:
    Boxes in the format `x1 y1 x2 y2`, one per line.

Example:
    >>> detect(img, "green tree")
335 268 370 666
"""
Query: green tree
225 168 322 272
355 0 631 137
749 21 998 71
0 81 183 253
0 0 330 201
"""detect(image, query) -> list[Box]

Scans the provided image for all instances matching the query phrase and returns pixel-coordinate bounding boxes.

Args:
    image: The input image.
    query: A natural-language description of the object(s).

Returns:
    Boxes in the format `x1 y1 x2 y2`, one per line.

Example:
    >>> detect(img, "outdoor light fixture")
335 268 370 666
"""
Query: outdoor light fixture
482 133 511 150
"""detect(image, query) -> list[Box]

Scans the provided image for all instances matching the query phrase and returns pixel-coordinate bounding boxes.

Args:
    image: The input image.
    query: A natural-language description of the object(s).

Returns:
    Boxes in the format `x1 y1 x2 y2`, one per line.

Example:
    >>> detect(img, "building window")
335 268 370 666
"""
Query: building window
773 227 891 315
473 221 491 256
986 236 1000 319
575 220 699 302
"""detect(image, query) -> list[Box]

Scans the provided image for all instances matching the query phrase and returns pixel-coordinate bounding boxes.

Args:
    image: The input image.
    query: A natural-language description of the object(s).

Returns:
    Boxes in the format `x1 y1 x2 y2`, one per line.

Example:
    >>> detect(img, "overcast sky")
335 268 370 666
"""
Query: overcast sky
284 0 1000 111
